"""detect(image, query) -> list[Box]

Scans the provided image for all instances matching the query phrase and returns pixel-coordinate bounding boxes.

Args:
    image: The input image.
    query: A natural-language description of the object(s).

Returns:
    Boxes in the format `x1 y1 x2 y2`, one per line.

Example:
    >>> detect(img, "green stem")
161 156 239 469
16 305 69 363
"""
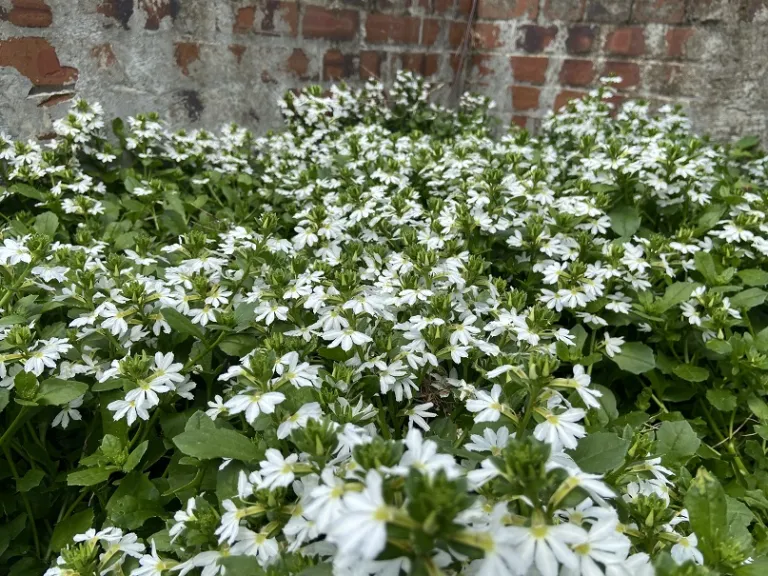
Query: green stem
3 444 41 557
183 331 227 373
0 261 34 309
0 406 31 450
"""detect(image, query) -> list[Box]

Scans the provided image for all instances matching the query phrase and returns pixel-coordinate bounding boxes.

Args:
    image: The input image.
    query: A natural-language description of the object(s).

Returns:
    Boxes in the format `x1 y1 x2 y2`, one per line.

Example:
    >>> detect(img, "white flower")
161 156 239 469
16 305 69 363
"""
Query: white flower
230 527 279 564
394 429 461 479
671 532 704 565
214 499 243 545
505 522 585 576
564 519 631 575
466 384 503 422
306 468 346 531
52 395 83 429
259 449 299 490
328 469 391 560
169 497 196 543
323 327 373 351
224 390 285 424
277 402 323 439
132 540 172 576
107 398 150 426
405 402 436 431
533 408 586 451
465 426 511 456
603 333 625 358
0 238 31 265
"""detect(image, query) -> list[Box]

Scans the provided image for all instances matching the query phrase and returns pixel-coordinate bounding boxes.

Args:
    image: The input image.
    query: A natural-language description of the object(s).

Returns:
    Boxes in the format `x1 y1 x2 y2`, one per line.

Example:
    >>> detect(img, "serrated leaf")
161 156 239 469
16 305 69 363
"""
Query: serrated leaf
694 252 717 282
672 364 709 383
656 420 700 465
610 342 655 374
16 469 45 492
174 427 261 462
685 468 726 564
706 388 737 411
568 432 629 473
706 339 732 356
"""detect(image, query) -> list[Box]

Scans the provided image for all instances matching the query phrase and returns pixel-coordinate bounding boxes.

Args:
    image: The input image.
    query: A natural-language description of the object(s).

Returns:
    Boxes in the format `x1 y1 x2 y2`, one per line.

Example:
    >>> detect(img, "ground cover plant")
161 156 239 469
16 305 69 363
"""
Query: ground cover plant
1 72 768 575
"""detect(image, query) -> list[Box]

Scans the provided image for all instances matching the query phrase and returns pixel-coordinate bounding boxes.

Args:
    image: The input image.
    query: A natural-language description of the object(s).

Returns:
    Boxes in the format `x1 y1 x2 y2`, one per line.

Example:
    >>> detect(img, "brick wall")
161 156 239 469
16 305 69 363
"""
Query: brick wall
0 0 766 142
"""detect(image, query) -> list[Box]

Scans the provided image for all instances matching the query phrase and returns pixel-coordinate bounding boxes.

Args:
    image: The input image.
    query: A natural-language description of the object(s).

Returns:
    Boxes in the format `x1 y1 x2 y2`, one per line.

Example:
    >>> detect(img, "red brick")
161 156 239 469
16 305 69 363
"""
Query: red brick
434 0 454 13
604 27 645 56
512 115 529 128
235 2 298 37
474 22 503 49
585 0 632 22
304 6 358 41
518 25 558 53
400 53 439 77
632 0 685 24
286 48 309 78
566 25 596 54
174 42 199 76
560 58 595 86
422 19 440 46
90 43 116 68
602 61 641 88
510 56 549 84
475 0 539 19
96 0 131 28
9 0 52 28
233 6 255 33
0 37 78 86
323 50 354 81
511 86 540 111
138 0 177 30
360 51 382 79
554 89 587 110
666 27 694 59
365 14 420 44
544 0 586 20
229 44 246 64
449 21 502 49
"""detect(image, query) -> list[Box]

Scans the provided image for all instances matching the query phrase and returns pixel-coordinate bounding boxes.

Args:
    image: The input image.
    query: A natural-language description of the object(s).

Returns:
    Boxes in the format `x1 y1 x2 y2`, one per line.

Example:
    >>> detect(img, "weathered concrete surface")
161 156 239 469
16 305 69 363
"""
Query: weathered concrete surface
0 0 765 143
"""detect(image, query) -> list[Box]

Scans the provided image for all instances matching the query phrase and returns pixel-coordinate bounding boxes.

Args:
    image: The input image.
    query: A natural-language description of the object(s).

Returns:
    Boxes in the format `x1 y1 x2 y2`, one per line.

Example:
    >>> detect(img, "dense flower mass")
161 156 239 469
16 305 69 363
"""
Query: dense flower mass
0 72 767 575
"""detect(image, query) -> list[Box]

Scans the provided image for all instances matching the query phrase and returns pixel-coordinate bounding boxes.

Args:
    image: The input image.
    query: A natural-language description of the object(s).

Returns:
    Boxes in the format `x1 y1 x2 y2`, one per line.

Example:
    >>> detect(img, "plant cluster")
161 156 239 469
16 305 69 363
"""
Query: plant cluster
0 72 767 576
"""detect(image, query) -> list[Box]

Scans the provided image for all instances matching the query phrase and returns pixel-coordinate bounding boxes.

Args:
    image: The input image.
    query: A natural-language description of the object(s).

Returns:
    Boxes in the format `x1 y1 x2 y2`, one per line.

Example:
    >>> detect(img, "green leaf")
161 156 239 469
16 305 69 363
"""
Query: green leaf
568 432 629 473
0 389 9 414
49 509 94 553
10 182 45 200
609 206 641 237
67 467 115 487
706 389 737 412
234 302 257 327
161 307 205 340
610 342 655 374
656 420 701 465
747 396 768 421
106 472 165 530
736 558 768 576
706 339 732 356
36 379 88 406
738 269 768 286
218 334 259 357
174 426 261 462
0 513 26 557
685 468 727 564
656 282 698 312
16 469 45 492
92 377 131 392
730 288 768 309
123 441 148 473
696 204 726 233
694 252 717 282
672 364 709 383
34 211 59 237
